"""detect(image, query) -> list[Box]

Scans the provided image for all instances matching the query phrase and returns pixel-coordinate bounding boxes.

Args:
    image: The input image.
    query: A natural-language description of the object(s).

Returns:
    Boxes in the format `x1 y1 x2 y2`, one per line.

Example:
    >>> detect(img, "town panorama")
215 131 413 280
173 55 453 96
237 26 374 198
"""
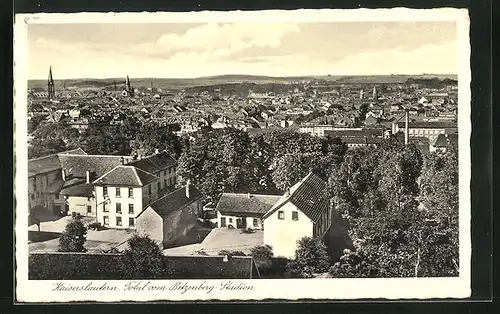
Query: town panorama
27 68 459 280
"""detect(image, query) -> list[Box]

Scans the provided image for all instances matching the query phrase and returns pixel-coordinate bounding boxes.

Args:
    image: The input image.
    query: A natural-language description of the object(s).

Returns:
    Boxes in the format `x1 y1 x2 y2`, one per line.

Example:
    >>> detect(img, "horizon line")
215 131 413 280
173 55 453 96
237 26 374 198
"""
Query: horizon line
28 73 458 81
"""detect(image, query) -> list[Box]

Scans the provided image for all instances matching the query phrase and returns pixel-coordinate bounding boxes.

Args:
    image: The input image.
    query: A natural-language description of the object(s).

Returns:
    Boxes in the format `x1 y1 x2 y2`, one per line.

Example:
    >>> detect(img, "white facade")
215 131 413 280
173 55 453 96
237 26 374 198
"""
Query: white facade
95 185 143 229
67 196 95 217
217 211 263 230
263 202 313 259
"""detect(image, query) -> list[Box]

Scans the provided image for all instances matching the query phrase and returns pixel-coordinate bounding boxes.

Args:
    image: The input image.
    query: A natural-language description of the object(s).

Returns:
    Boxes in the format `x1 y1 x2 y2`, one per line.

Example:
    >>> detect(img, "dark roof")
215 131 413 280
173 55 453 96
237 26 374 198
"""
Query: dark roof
432 134 449 147
128 151 177 174
263 172 329 222
324 129 382 138
396 121 457 129
28 148 87 177
215 193 281 217
93 166 158 187
145 185 202 218
59 180 93 197
59 155 127 178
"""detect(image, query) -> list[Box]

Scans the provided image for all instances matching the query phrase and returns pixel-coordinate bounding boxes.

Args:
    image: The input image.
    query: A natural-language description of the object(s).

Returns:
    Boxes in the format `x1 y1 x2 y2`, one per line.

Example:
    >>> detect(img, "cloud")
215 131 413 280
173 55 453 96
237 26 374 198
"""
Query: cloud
330 41 458 75
155 23 299 52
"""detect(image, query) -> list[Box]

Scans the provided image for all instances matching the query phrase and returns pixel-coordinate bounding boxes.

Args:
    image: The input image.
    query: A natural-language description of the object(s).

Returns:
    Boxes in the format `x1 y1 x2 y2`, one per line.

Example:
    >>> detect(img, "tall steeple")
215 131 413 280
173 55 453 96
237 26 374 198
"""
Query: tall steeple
125 75 134 97
47 66 55 100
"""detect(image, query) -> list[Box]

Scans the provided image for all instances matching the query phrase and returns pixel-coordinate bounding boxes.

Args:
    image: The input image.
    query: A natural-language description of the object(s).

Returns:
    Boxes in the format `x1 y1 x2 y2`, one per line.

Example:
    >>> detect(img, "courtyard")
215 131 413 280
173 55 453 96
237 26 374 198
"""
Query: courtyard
28 214 135 253
163 228 264 256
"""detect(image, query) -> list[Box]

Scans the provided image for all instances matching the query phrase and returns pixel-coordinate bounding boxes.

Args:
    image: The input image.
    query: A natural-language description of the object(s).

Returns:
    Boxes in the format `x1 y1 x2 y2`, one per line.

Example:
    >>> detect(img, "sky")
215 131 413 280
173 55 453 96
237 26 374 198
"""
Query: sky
27 22 458 79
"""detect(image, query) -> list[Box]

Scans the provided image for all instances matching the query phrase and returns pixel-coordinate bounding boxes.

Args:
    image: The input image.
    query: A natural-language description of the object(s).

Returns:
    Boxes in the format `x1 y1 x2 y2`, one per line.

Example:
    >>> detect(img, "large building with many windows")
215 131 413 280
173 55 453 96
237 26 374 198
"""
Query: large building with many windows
92 151 178 229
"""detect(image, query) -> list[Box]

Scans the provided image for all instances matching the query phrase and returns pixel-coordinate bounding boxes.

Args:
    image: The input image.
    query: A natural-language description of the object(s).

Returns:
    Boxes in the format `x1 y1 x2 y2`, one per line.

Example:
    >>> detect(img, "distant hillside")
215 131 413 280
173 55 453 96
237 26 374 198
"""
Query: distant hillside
334 74 458 84
28 74 457 91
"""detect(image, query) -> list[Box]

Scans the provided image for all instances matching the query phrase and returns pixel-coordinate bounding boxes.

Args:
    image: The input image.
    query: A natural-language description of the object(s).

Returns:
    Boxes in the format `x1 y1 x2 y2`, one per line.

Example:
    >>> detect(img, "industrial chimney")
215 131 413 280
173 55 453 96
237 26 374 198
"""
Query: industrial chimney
61 168 66 181
404 109 410 145
185 179 191 199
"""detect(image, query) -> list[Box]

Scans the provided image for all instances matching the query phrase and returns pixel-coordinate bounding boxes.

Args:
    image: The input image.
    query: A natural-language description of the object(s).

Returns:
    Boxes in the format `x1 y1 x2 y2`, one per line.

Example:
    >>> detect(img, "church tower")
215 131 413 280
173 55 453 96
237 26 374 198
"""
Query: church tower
48 66 55 100
125 75 134 97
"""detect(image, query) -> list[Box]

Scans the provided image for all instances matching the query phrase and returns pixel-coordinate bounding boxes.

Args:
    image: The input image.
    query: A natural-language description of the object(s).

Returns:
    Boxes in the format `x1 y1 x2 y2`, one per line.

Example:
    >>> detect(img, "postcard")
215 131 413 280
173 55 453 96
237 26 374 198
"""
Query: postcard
14 8 471 302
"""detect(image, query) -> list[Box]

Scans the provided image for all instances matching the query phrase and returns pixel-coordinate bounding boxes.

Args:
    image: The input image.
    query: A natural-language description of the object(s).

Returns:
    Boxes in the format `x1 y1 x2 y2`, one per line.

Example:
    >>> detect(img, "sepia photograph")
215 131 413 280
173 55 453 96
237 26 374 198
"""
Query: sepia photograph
14 9 471 301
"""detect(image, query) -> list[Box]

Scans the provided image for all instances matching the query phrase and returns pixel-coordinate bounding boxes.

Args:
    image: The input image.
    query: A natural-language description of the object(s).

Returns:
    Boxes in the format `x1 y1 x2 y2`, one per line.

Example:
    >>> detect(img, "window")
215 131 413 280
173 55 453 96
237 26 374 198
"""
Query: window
157 182 161 191
278 211 284 220
164 179 168 187
103 187 108 196
253 218 259 227
128 204 134 214
103 204 109 213
129 218 135 227
116 187 121 197
164 170 167 176
103 216 109 226
116 217 122 226
229 218 233 223
128 188 133 198
292 211 299 221
169 177 172 186
168 167 171 174
87 205 92 213
116 203 122 214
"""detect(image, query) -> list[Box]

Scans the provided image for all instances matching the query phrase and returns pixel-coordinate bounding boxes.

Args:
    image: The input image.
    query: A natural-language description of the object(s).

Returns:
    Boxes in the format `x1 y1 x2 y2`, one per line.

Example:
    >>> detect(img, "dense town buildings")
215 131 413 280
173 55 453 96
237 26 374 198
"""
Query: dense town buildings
27 67 459 266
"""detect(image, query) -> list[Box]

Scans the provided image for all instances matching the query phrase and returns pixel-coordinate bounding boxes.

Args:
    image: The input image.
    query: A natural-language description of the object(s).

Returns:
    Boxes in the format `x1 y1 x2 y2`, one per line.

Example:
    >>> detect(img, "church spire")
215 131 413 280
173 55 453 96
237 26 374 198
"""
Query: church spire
47 66 55 100
125 74 134 97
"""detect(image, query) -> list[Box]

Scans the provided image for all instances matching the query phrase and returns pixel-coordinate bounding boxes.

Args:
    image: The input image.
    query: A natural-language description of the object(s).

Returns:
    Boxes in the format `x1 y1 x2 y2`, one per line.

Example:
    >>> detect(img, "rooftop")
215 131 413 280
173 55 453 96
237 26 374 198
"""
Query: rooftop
263 172 329 223
28 148 87 177
215 193 281 217
146 184 202 218
93 165 158 187
128 151 177 173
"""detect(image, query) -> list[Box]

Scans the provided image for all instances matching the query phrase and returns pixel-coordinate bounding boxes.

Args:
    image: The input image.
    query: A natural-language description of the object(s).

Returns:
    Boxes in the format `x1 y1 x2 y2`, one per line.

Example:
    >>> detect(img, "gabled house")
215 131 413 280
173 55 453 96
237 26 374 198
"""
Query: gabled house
215 193 281 230
136 183 202 249
93 165 160 228
28 148 87 214
262 172 332 258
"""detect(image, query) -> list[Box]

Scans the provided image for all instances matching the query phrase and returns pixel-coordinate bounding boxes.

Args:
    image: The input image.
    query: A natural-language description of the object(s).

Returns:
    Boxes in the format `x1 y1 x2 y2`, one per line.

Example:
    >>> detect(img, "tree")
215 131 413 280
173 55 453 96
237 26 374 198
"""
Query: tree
286 237 330 278
58 218 87 252
120 234 166 279
132 122 183 159
250 245 274 276
29 137 68 159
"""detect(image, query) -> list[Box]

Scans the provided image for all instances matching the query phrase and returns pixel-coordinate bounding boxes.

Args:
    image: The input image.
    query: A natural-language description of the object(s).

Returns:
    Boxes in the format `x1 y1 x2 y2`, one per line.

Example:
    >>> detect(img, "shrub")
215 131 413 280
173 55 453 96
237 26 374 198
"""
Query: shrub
120 235 166 279
250 245 273 275
290 237 331 277
58 218 87 252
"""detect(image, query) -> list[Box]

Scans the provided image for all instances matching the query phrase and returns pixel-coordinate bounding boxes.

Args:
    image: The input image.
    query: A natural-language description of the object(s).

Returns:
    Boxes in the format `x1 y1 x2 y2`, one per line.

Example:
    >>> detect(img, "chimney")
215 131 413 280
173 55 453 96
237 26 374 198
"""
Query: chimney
247 193 251 199
120 156 125 165
404 109 409 145
186 179 191 198
61 168 66 181
155 148 159 154
86 170 90 184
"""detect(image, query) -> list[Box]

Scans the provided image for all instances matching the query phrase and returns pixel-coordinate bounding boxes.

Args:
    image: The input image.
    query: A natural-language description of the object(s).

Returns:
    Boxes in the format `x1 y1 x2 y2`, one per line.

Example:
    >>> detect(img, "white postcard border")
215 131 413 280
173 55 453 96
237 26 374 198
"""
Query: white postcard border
15 8 471 302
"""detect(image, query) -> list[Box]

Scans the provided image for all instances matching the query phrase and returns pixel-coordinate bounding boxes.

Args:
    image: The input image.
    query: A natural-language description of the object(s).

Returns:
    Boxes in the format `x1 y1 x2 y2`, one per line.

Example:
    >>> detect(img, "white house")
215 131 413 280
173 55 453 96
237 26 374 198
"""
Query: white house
93 165 159 229
215 193 281 230
262 172 332 259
